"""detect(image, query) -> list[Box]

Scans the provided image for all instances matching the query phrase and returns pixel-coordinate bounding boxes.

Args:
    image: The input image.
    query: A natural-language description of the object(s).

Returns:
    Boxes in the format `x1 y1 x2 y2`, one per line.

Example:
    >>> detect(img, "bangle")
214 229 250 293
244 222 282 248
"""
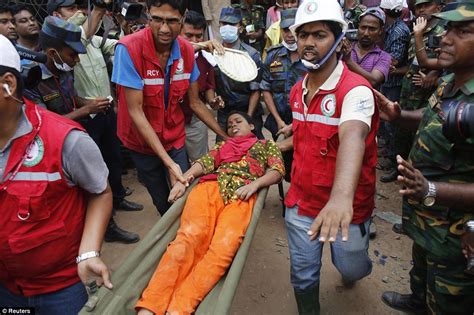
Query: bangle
76 251 100 264
417 46 425 52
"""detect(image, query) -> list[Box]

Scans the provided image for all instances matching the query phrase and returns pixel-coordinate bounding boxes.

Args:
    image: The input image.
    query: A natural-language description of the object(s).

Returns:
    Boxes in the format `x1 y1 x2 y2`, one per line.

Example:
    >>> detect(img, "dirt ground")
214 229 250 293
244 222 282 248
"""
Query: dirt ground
102 129 413 315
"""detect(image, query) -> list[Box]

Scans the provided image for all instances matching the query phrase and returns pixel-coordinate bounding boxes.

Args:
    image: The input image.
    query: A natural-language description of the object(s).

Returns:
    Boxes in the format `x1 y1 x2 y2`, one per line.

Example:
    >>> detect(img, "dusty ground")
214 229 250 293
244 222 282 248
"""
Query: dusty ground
102 130 412 315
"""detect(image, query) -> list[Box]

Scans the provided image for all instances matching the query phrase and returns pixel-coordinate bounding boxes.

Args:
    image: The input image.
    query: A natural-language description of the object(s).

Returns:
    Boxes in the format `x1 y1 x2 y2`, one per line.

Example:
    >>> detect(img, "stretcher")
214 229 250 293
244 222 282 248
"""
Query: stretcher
79 182 269 315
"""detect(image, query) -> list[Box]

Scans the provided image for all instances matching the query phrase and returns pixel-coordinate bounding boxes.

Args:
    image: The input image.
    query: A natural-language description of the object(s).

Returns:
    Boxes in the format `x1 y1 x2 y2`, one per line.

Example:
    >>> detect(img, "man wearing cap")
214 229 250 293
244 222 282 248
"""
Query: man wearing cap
378 0 411 182
281 0 378 313
215 6 264 139
0 34 113 313
0 3 16 41
112 0 227 216
342 8 392 89
25 16 141 243
49 0 146 241
385 0 444 184
261 8 306 138
378 1 474 312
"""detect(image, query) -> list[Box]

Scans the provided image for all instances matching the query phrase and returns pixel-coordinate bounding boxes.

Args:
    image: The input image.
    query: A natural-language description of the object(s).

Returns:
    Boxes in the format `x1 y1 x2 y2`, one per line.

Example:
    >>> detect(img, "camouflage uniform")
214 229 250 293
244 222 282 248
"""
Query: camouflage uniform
347 3 367 30
232 1 266 52
403 74 474 314
260 44 306 137
396 18 445 159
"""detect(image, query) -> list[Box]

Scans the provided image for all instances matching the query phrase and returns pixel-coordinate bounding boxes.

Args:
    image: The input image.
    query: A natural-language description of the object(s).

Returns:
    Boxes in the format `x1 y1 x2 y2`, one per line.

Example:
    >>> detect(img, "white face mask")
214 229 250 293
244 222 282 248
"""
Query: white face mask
53 50 74 72
220 25 239 44
282 40 297 52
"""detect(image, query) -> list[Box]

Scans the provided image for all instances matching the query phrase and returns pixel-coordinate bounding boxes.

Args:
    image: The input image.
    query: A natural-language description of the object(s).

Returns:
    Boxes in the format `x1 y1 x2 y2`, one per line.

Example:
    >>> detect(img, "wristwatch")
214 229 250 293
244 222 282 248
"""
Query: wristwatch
422 181 437 207
76 251 100 264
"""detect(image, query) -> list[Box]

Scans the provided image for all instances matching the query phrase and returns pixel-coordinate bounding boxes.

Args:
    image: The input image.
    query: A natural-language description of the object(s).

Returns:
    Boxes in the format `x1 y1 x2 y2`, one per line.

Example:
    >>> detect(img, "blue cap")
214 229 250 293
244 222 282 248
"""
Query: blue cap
47 0 76 15
280 8 297 29
219 7 242 24
41 16 86 54
360 7 386 25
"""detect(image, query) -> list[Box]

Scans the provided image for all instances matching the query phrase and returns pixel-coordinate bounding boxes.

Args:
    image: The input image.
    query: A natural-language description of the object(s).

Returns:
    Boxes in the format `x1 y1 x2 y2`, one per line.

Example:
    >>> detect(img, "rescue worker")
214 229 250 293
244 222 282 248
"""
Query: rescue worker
112 0 227 216
282 0 379 313
261 8 306 138
215 7 264 140
0 34 112 313
377 1 474 312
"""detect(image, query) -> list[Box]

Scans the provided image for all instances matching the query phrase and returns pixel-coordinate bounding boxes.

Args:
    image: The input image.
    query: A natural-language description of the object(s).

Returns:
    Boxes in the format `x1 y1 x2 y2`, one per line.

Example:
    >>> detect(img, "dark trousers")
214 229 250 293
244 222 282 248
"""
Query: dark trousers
130 146 189 216
0 281 87 315
83 110 125 202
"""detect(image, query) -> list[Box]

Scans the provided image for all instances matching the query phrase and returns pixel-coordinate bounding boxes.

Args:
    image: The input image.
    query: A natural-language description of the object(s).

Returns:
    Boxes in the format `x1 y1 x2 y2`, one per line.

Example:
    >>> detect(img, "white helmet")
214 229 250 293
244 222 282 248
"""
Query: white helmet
289 0 348 37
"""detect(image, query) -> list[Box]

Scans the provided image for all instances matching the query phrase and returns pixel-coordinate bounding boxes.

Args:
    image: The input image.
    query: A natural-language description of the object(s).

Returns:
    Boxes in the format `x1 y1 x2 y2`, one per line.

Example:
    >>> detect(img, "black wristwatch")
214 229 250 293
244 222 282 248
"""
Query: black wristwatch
422 181 437 207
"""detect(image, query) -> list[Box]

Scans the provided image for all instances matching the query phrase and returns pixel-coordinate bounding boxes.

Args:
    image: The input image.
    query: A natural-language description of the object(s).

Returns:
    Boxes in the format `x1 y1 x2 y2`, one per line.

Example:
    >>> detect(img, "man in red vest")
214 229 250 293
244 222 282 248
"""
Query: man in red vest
112 0 227 216
279 0 379 313
0 35 112 313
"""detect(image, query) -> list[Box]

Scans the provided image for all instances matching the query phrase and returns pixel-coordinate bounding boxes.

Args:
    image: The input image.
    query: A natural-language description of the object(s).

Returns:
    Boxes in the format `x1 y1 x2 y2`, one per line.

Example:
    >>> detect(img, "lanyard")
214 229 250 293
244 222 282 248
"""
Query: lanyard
0 106 42 191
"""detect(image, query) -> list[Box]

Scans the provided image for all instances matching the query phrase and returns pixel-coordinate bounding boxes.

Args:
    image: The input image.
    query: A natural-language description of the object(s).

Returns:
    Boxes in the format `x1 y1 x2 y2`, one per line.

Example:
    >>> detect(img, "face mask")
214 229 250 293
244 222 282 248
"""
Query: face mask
67 11 87 26
220 25 239 44
53 50 74 72
282 40 297 52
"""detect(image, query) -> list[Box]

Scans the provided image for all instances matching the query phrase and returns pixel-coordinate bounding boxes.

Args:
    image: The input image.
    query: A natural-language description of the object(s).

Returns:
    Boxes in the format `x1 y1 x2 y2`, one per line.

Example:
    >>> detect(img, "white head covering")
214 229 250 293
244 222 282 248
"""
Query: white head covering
0 35 21 72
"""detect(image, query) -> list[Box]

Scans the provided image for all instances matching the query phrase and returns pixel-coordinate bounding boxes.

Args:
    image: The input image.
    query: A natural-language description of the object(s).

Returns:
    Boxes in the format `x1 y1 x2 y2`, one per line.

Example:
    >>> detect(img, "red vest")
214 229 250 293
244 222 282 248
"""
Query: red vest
285 64 379 224
117 28 195 154
0 100 86 296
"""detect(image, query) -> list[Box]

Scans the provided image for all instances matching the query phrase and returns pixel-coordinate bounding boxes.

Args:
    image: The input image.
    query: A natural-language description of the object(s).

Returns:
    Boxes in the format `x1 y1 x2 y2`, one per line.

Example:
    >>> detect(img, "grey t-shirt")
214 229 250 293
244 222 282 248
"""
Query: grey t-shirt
0 106 108 194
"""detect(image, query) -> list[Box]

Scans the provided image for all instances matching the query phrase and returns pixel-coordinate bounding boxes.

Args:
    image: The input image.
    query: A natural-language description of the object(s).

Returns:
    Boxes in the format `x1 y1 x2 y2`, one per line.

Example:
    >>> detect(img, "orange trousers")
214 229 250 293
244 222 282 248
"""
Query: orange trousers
135 181 256 315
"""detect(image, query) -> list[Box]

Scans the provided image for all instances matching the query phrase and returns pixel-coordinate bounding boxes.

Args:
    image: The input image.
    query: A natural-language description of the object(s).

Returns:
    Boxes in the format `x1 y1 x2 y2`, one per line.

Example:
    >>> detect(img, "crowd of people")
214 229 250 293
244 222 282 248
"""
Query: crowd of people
0 0 473 314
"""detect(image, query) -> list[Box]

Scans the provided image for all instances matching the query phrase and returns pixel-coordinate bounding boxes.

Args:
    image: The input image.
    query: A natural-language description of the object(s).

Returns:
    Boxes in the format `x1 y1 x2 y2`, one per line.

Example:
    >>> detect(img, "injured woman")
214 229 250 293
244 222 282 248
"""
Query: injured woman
136 111 285 315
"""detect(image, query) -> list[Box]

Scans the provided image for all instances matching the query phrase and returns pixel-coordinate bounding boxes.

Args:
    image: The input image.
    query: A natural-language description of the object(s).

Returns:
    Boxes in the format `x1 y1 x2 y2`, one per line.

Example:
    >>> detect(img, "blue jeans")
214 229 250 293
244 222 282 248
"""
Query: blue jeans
130 146 189 216
0 281 87 315
285 206 372 292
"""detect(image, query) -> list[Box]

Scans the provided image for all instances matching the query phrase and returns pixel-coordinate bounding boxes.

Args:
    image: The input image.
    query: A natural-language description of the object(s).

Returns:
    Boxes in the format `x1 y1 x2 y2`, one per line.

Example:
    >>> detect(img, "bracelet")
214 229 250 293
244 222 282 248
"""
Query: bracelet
76 251 100 264
417 46 425 52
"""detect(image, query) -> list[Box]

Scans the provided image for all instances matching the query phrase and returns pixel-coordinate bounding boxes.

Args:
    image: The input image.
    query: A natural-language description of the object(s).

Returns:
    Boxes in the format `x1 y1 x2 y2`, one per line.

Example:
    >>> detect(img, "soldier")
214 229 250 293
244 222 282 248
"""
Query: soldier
232 0 266 52
343 0 368 30
384 0 444 184
261 8 306 138
377 1 474 312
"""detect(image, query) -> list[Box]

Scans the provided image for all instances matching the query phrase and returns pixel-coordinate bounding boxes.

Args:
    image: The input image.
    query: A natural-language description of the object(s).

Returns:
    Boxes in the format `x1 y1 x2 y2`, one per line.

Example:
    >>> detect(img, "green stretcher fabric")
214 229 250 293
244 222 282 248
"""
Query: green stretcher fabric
79 182 269 315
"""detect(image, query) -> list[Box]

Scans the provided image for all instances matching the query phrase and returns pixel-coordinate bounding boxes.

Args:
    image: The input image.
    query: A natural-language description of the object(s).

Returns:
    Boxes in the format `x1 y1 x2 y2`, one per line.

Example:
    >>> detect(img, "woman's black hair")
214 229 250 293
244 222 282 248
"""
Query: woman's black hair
146 0 185 15
0 65 23 98
226 111 254 133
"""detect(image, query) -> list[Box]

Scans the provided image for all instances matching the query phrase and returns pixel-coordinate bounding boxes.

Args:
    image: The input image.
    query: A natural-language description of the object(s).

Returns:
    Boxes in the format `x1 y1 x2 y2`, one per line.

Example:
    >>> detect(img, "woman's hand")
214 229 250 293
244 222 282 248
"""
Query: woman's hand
236 182 260 201
168 182 187 203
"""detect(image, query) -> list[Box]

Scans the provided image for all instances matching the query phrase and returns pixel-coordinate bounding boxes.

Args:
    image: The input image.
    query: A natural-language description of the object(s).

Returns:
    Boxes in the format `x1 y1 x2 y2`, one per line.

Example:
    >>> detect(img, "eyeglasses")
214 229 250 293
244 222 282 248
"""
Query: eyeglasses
149 15 182 27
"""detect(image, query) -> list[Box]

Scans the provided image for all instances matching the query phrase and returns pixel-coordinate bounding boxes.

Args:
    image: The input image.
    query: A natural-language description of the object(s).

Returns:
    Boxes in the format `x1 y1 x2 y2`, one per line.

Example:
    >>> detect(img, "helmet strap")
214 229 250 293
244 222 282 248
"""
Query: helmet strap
302 32 345 70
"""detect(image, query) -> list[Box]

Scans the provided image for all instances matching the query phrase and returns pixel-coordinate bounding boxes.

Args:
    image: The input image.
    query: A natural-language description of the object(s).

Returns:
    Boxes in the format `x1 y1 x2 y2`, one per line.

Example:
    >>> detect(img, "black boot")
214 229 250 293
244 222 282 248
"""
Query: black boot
380 169 398 183
113 198 144 211
294 286 320 315
104 218 140 244
381 291 426 314
392 223 407 235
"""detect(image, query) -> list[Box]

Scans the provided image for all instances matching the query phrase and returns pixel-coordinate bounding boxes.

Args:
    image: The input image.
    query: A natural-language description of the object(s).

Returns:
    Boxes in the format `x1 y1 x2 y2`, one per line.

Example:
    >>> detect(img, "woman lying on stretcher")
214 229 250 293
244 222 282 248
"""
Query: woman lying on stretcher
136 111 285 315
